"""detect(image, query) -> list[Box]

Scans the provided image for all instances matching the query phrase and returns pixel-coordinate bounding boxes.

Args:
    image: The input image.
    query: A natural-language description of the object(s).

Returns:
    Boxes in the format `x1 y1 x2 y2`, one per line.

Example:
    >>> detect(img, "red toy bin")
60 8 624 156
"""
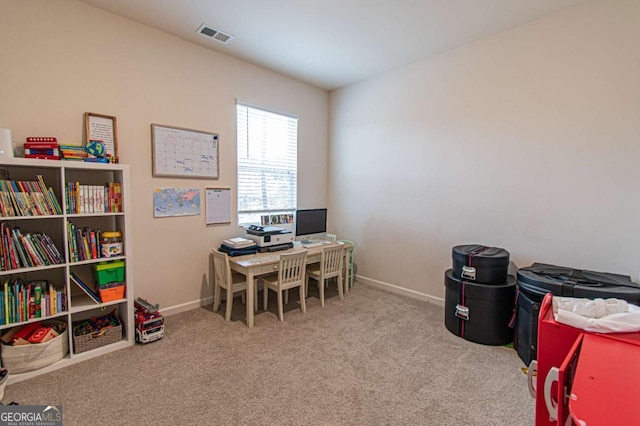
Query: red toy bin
569 333 640 425
534 293 583 426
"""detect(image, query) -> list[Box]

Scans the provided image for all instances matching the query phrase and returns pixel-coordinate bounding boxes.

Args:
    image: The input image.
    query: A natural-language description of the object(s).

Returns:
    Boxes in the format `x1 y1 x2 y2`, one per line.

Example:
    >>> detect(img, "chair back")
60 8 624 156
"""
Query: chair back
211 249 231 288
337 240 355 287
321 245 344 278
278 250 308 288
324 233 337 241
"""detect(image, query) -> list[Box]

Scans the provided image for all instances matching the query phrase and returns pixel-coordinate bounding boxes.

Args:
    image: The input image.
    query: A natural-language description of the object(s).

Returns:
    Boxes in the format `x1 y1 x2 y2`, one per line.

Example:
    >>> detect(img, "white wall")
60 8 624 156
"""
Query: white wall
329 0 640 301
0 0 329 312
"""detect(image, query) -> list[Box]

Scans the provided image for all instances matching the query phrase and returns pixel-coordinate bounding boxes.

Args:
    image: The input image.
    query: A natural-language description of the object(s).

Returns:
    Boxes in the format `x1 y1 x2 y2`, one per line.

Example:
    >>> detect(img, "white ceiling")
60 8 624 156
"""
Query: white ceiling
78 0 587 91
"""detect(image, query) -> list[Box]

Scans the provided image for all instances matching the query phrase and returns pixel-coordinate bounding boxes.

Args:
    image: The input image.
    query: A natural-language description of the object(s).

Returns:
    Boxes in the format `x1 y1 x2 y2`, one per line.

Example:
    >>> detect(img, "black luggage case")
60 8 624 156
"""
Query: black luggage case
514 290 539 367
514 263 640 365
444 269 516 346
517 263 640 301
452 245 510 284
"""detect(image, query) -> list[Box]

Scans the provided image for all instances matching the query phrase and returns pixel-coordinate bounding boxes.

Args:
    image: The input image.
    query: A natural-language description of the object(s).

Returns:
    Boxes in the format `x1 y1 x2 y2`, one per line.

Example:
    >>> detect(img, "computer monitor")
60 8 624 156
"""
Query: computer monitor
295 208 327 237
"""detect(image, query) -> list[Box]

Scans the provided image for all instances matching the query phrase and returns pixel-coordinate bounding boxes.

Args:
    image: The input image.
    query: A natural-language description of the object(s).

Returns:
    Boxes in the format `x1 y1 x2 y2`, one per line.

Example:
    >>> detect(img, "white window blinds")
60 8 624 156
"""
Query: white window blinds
236 103 298 224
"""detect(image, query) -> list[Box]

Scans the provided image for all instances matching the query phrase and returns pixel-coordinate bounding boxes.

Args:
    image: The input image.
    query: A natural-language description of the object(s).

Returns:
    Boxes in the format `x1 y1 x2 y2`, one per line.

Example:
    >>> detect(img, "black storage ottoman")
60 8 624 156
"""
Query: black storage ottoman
514 263 640 365
444 269 516 346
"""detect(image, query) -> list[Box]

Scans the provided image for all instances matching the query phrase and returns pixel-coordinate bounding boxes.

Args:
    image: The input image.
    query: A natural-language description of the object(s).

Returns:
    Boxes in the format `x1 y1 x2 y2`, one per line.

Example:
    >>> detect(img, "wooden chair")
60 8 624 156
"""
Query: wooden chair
306 245 344 307
262 250 308 321
324 233 337 242
338 240 355 293
211 249 257 322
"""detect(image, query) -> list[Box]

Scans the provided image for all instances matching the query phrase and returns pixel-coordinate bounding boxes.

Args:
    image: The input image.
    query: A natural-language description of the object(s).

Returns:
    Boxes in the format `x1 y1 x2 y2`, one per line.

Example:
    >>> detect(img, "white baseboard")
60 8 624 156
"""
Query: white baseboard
161 296 214 317
161 276 444 317
355 275 445 307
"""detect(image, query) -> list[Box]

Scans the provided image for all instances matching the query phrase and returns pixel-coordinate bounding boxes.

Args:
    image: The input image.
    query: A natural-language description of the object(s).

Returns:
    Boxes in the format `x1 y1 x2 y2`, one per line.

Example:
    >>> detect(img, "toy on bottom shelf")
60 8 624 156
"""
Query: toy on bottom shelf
134 297 164 344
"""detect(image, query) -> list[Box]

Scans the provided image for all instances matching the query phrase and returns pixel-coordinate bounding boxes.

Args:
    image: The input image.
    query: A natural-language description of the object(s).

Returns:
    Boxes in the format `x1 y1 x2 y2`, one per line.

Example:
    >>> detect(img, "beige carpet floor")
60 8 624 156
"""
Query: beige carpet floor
3 283 534 425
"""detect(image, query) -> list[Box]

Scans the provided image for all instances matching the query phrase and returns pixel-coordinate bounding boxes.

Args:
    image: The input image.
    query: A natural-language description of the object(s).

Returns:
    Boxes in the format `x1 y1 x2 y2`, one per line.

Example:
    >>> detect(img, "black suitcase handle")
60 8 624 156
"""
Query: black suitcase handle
530 269 613 287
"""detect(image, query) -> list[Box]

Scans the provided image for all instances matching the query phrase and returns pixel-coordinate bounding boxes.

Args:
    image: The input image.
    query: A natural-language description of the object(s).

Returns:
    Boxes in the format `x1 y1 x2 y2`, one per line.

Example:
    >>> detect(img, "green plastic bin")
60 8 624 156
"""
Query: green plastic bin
94 260 125 285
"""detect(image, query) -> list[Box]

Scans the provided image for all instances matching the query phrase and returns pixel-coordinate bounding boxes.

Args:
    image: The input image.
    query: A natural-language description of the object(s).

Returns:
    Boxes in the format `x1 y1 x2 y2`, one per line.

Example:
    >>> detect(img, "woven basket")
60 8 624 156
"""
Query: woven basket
0 320 69 374
73 314 122 354
0 370 7 400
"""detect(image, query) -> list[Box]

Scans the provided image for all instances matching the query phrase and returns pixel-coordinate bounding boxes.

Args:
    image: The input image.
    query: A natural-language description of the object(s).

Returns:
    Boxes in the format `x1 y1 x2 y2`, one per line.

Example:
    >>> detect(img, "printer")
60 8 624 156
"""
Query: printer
245 225 294 252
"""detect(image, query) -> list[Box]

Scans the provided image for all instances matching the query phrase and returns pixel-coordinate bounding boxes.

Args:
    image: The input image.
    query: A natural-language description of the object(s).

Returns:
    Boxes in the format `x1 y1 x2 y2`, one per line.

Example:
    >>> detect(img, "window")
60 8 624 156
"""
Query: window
236 103 298 226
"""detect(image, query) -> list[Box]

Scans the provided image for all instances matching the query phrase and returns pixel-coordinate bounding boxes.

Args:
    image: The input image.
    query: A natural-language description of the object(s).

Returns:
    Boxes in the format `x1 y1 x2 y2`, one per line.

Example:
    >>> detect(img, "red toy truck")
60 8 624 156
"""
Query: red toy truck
134 298 165 344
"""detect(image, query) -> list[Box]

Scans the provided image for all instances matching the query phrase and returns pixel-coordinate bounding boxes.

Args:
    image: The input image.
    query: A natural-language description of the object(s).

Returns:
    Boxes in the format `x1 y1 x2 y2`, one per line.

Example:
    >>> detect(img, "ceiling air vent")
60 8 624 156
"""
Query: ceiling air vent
196 24 234 45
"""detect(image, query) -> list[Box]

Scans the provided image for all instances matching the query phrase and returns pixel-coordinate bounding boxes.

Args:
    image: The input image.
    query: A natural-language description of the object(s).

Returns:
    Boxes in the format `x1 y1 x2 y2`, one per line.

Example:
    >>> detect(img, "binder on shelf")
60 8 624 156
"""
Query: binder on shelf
70 273 101 304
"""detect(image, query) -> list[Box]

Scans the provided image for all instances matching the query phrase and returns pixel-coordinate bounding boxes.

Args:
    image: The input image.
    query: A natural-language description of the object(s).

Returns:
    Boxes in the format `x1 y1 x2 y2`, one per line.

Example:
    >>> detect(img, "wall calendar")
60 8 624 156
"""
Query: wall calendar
151 124 219 179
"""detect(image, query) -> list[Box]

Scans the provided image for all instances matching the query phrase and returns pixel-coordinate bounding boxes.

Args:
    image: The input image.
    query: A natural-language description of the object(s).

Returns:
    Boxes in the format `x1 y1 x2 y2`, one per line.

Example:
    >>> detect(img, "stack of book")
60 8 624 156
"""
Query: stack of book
59 144 87 161
219 237 258 256
223 237 255 249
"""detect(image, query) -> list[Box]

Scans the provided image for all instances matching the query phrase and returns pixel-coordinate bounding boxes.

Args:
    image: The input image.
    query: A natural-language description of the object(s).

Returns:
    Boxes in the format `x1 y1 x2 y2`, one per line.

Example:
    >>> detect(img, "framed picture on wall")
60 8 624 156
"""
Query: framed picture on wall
85 112 118 159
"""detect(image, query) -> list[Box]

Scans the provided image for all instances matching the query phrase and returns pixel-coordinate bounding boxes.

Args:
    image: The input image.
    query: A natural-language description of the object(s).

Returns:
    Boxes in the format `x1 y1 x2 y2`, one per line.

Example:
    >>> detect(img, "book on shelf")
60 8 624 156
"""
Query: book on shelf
66 223 102 262
1 224 18 270
0 279 66 325
18 232 47 266
0 175 61 217
9 228 30 268
0 181 16 217
0 224 63 271
107 182 122 212
36 175 63 215
70 272 101 304
65 182 120 214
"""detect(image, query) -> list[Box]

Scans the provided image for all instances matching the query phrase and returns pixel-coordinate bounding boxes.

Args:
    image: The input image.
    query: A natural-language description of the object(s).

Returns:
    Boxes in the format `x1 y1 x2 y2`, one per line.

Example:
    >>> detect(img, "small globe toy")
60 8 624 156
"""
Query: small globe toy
86 140 106 157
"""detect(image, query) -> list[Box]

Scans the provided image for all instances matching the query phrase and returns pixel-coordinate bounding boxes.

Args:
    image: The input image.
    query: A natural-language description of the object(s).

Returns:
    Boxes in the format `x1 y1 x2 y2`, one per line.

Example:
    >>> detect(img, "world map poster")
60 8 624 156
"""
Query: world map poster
153 187 201 218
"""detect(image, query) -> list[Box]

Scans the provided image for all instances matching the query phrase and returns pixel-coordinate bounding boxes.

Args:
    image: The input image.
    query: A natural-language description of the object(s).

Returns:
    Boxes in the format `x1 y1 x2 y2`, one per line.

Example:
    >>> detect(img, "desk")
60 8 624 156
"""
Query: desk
227 241 352 328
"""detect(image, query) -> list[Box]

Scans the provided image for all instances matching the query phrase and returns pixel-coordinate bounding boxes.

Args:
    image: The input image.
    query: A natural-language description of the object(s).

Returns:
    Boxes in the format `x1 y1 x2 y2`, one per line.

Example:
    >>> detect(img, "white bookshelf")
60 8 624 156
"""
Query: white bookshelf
0 157 134 384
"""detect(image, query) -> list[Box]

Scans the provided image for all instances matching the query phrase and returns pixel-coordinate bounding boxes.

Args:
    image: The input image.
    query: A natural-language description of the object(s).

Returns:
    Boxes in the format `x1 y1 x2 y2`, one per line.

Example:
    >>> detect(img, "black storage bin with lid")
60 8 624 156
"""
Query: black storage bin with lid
452 244 510 284
444 269 516 346
514 262 640 365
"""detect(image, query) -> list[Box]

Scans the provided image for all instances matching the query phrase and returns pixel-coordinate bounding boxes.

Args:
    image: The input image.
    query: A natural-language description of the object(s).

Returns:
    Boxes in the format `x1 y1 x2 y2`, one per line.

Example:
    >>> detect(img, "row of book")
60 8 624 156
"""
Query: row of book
0 279 67 325
0 224 65 271
65 182 122 214
67 222 104 262
0 176 63 217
